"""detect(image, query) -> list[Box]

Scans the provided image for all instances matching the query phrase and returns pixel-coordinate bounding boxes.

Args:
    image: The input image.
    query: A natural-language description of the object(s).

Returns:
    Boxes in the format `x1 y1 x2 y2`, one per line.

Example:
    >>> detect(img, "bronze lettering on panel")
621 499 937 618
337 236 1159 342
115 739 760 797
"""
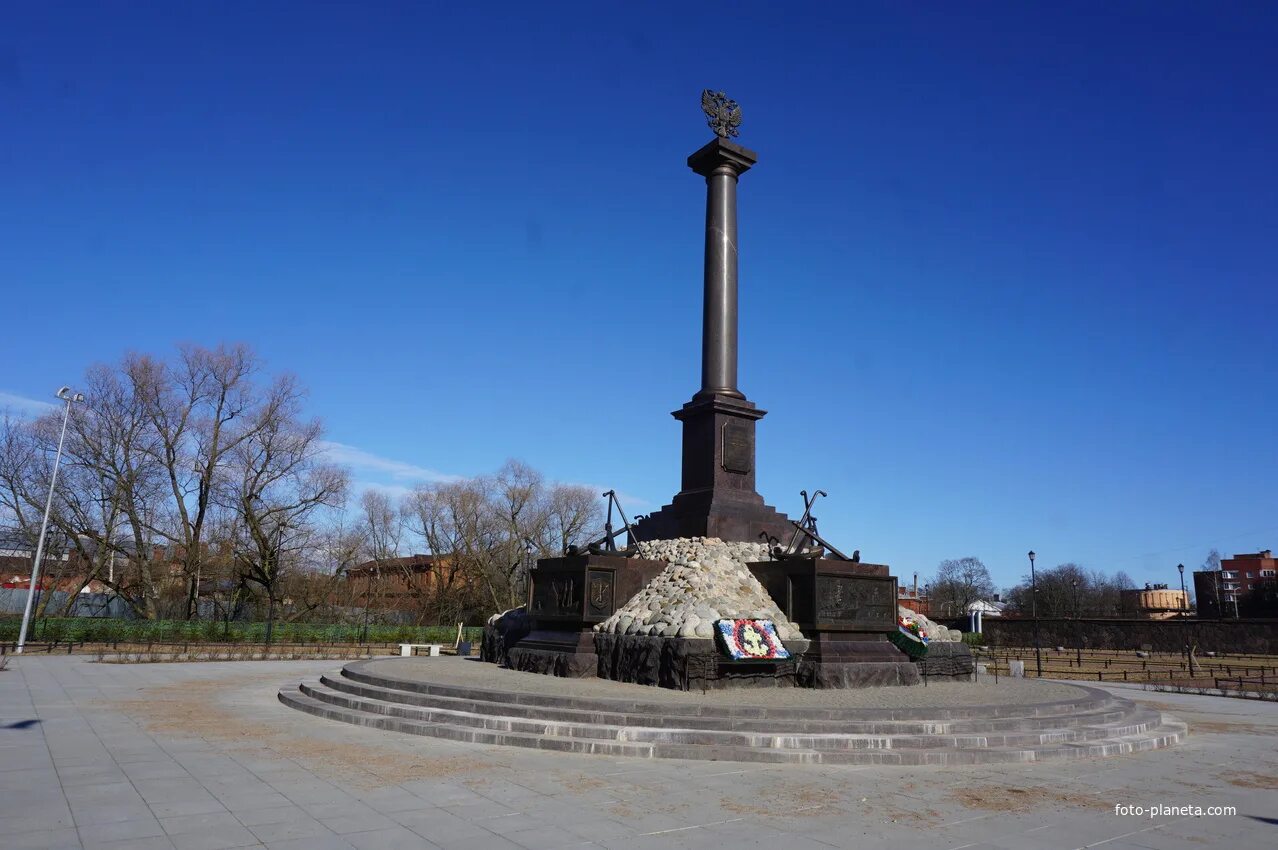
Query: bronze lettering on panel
815 575 896 629
722 422 752 474
586 569 614 616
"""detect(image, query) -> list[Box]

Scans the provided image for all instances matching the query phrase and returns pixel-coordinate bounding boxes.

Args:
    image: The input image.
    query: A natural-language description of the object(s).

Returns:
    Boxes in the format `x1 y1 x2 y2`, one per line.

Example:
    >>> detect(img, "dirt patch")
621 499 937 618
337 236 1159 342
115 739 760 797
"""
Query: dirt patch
106 672 505 788
719 782 837 817
949 783 1109 812
713 781 946 826
555 774 613 794
1224 771 1278 790
609 802 637 819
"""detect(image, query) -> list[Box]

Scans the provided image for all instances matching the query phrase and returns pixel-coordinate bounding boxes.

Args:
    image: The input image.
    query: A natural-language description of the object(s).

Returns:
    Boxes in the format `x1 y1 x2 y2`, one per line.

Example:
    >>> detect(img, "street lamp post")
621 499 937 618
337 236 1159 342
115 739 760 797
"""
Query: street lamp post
1071 578 1078 619
17 387 84 654
1028 550 1042 677
1177 563 1187 618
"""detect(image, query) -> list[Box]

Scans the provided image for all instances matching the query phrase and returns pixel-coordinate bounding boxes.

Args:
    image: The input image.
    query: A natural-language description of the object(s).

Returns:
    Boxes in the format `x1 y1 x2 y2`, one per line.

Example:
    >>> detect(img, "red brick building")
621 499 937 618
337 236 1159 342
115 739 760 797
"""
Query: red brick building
1194 550 1278 618
344 554 466 613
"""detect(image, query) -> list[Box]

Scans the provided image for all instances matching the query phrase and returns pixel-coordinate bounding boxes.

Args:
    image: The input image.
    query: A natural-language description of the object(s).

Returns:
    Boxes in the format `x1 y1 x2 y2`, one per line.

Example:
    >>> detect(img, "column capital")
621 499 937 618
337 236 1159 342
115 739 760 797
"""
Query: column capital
688 137 758 178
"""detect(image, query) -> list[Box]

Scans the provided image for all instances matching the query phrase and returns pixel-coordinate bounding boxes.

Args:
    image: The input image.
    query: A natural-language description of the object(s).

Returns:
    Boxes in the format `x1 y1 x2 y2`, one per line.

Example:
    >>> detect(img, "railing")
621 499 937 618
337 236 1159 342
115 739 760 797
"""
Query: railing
1213 674 1277 693
976 646 1278 685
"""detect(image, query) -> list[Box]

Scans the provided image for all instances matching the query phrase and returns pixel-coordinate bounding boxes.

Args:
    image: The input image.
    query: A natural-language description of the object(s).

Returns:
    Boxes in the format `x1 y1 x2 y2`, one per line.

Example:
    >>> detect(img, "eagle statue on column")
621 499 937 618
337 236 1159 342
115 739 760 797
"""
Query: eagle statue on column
701 89 742 139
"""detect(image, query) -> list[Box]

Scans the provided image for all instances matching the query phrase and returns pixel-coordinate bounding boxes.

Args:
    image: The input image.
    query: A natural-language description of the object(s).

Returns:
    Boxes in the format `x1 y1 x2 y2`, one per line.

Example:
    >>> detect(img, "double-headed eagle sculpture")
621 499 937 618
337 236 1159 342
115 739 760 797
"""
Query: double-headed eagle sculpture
701 89 741 139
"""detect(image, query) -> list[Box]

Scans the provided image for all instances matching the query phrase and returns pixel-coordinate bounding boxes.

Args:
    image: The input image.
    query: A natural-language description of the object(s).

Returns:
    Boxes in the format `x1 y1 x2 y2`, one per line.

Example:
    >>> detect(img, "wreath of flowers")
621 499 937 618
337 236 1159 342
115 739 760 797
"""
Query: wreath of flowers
714 618 790 659
898 615 930 644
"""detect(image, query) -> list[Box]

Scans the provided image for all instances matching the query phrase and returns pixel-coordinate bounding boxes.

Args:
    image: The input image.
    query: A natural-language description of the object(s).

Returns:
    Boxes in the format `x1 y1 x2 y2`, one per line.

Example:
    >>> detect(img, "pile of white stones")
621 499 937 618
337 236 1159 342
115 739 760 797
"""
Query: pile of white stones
899 605 961 642
593 537 805 641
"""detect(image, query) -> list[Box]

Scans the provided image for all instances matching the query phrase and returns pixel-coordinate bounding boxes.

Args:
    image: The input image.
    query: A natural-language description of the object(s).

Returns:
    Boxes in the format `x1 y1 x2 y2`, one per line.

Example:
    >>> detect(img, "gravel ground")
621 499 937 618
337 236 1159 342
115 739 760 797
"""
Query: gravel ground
363 656 1089 708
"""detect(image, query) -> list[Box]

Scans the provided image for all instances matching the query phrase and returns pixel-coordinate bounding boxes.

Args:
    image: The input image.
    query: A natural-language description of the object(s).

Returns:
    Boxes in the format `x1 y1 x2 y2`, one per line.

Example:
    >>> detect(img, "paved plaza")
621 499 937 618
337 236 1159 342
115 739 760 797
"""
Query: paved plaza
2 656 1275 850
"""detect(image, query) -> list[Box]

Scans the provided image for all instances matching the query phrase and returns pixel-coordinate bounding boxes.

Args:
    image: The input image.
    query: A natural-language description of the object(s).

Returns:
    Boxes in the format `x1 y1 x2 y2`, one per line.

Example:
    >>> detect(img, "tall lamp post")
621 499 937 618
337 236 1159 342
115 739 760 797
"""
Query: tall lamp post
17 387 85 654
1177 563 1187 618
1028 550 1042 677
1071 578 1078 619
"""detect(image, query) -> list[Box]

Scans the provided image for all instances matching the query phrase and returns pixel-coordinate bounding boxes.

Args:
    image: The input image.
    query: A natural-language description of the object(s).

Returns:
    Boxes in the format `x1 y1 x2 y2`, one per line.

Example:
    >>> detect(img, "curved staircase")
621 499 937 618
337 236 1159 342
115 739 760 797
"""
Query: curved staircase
278 660 1185 765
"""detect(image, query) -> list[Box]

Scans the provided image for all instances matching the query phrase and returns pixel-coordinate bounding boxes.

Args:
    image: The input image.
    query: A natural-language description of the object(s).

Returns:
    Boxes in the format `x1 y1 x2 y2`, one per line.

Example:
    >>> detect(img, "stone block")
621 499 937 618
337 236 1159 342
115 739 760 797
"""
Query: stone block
795 659 920 688
914 641 976 681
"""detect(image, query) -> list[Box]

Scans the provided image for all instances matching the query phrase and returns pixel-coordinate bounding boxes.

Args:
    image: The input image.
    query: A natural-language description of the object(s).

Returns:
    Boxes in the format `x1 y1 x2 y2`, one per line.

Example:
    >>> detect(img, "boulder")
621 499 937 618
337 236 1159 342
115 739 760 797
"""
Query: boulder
481 606 530 665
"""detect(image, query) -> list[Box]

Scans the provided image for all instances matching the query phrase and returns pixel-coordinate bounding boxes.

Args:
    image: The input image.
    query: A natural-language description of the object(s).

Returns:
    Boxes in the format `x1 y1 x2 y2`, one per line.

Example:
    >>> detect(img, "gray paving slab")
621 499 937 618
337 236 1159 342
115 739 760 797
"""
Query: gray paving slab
90 837 176 850
78 817 166 847
317 810 402 834
345 825 444 849
263 835 355 850
2 655 1275 850
246 814 333 843
7 828 85 850
167 824 261 850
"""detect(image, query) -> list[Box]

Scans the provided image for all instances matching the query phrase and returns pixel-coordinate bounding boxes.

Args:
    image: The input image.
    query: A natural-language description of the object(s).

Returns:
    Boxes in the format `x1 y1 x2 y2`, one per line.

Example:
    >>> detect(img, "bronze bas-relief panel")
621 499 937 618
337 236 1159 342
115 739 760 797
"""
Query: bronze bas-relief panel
721 421 752 474
815 574 897 630
531 571 580 618
526 555 666 626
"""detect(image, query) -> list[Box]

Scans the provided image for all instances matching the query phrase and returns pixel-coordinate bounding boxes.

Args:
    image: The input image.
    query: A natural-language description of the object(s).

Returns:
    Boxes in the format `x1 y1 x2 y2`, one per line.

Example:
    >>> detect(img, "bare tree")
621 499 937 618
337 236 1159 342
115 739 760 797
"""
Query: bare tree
542 483 600 558
403 462 602 617
354 489 407 625
228 394 348 642
402 484 477 624
131 346 255 618
929 557 997 616
1003 565 1136 617
55 364 171 617
0 345 352 623
0 376 169 619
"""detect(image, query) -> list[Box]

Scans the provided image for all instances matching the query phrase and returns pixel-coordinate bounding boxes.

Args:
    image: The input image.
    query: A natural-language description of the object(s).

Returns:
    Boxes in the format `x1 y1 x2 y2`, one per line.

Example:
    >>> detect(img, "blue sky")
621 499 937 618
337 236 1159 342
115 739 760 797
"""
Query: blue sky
3 2 1276 591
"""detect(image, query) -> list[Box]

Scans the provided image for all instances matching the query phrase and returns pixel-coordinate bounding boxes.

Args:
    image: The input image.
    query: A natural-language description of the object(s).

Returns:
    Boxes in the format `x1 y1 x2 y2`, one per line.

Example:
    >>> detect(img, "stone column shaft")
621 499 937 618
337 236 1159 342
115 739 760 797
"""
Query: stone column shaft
688 137 756 401
701 164 740 398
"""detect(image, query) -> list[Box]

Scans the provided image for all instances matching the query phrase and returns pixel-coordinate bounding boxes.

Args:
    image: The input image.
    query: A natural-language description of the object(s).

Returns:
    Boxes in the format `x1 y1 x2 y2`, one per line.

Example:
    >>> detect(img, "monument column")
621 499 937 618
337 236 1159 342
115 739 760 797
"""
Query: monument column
692 142 755 400
631 91 792 545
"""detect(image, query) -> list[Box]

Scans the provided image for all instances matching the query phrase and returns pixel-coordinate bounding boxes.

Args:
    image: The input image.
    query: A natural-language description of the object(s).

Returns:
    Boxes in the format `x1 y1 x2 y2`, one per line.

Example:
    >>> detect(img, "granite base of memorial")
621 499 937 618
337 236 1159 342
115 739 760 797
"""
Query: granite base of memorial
506 553 665 678
748 557 920 688
913 641 977 682
593 633 810 690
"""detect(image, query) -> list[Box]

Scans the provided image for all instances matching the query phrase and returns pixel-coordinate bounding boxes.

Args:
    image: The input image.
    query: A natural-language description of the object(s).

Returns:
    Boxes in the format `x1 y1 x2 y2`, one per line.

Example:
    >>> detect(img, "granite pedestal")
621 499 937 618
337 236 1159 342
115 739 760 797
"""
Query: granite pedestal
507 553 664 678
749 557 921 688
914 641 977 682
593 633 811 691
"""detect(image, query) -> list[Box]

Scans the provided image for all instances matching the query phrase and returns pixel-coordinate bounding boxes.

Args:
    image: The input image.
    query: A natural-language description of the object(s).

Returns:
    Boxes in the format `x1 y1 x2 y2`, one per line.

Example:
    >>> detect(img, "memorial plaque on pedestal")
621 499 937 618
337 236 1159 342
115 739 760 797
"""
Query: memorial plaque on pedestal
814 575 897 631
722 422 752 474
748 558 911 672
750 559 898 633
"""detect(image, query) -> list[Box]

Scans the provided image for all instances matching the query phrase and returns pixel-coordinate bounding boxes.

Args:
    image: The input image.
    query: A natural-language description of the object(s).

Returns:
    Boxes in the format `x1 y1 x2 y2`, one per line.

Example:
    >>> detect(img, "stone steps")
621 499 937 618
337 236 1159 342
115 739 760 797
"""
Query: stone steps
298 679 1164 751
313 674 1154 745
338 663 1116 722
279 688 657 758
277 662 1187 766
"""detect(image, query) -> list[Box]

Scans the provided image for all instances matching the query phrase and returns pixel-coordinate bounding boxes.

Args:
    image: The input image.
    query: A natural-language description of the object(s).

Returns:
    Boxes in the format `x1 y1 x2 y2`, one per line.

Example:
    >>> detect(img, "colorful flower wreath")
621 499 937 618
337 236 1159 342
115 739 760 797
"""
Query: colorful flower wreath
898 615 930 643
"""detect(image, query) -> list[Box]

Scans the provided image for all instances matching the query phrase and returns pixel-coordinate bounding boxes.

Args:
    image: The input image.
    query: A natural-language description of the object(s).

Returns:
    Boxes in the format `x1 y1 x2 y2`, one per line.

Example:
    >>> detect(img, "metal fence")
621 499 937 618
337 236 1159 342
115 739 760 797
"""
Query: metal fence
0 588 134 619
